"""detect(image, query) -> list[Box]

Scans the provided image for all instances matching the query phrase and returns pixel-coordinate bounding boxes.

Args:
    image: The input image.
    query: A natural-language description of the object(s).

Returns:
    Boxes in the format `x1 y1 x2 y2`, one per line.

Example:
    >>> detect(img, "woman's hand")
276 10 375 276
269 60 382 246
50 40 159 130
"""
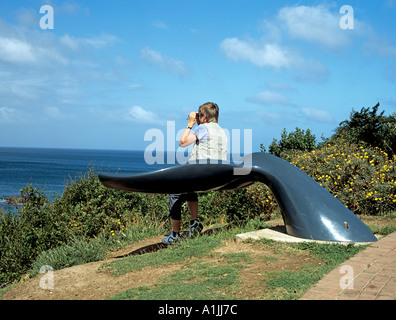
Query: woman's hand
188 112 197 127
180 112 198 147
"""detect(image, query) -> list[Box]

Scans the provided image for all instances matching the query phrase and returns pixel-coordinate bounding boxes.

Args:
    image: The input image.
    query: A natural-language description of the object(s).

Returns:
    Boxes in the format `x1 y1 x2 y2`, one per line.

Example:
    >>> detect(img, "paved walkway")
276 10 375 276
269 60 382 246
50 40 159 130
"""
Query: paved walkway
300 232 396 300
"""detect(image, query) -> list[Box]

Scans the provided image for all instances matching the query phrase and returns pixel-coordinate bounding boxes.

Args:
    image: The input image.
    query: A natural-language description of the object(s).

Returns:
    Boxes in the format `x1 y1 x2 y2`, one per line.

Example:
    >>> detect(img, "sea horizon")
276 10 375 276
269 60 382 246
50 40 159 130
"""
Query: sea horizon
0 147 168 206
0 146 248 211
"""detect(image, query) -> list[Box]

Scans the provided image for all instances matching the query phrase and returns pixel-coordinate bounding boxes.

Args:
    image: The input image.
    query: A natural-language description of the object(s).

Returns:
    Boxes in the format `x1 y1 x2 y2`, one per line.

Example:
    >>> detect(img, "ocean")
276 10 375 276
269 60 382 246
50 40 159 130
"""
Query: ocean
0 147 169 211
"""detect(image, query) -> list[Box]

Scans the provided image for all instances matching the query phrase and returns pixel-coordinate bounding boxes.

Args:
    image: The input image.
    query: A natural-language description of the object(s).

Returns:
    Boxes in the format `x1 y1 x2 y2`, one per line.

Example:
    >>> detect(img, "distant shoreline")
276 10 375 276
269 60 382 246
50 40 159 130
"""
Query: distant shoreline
3 196 24 205
0 196 24 214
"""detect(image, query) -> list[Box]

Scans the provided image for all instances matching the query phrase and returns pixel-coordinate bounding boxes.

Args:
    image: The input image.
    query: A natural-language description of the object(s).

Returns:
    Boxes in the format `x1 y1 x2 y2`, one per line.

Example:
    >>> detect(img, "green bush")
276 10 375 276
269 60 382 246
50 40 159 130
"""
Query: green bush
20 185 71 254
0 185 74 286
29 237 109 277
222 188 274 224
334 102 396 156
221 189 257 224
1 168 267 286
0 211 31 286
261 127 317 160
53 169 146 239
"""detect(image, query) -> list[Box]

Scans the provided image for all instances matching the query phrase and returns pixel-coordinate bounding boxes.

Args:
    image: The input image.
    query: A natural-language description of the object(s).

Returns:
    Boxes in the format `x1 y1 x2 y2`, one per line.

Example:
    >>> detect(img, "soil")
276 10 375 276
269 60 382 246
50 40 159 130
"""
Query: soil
3 224 322 300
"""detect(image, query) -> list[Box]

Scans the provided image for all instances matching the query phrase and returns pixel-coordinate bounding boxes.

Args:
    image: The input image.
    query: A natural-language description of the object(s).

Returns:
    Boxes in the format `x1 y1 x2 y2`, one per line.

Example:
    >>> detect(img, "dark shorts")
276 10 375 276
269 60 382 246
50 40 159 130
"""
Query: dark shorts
168 193 198 220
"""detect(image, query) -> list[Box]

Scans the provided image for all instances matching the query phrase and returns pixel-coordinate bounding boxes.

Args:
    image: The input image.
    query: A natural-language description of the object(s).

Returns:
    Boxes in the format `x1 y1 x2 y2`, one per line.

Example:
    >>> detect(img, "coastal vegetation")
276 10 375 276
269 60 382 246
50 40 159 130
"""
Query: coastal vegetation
1 103 395 295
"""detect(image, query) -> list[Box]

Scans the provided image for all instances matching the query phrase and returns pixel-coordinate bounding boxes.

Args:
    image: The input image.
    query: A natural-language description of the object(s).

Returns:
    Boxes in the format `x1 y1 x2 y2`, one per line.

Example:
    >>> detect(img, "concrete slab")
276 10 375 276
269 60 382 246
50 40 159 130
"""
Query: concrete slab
235 226 377 246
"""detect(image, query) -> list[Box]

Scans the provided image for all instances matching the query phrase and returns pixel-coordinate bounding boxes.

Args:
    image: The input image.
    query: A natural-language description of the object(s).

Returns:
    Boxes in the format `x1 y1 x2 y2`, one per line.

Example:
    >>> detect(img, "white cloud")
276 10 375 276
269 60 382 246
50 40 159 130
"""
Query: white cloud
56 2 82 15
0 37 37 64
60 33 119 51
140 47 190 76
84 33 119 48
265 82 293 91
127 83 144 90
292 57 328 83
255 110 286 125
277 5 350 49
114 55 134 68
59 34 80 51
152 20 168 29
127 106 162 125
44 106 68 121
141 47 163 64
301 107 333 123
0 107 18 123
362 35 396 60
248 90 291 106
220 5 343 82
0 16 127 131
14 7 38 27
384 0 396 8
0 76 48 103
220 38 291 69
220 36 328 82
0 35 69 66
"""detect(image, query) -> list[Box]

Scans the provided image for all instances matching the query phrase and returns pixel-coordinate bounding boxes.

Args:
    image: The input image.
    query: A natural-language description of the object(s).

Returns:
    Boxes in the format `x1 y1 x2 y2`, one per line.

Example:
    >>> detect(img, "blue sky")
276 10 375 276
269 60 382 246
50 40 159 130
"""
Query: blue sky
0 0 395 152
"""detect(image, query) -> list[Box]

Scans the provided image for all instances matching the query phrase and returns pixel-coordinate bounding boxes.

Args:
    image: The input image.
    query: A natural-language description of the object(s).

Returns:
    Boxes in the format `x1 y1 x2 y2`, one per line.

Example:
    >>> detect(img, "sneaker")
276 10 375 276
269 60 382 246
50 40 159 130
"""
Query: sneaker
188 221 203 238
162 232 181 245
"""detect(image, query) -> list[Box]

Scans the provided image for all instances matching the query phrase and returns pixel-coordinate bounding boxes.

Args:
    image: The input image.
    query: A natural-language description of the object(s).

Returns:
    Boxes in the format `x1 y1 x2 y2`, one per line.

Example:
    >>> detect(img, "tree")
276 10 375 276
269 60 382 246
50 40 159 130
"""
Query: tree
261 127 317 158
335 102 396 156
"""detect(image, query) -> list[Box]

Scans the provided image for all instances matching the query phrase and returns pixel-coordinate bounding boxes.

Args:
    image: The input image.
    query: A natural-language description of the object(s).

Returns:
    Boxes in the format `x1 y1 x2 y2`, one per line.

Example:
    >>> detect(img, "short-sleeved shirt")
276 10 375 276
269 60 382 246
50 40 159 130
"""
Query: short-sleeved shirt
189 123 228 162
192 124 208 143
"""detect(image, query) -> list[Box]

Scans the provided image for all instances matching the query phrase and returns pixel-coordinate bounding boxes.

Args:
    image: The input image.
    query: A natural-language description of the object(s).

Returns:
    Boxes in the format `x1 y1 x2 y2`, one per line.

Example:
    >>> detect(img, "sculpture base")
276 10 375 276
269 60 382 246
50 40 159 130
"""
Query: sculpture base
235 227 377 246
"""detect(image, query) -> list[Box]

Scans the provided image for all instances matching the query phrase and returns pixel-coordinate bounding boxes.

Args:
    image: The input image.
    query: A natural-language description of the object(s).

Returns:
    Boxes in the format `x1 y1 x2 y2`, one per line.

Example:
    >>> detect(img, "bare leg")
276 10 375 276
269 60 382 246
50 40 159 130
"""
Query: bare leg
172 219 181 233
188 201 198 221
171 200 198 233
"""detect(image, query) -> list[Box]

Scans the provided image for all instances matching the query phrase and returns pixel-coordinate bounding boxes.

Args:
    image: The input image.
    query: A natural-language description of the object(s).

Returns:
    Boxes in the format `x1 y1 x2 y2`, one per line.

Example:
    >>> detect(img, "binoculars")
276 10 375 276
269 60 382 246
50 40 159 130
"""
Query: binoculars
186 112 199 120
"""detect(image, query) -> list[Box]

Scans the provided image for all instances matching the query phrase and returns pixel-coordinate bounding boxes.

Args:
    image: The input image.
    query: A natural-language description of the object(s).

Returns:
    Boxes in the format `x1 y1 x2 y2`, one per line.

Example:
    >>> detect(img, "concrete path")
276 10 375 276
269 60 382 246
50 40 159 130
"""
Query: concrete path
300 231 396 300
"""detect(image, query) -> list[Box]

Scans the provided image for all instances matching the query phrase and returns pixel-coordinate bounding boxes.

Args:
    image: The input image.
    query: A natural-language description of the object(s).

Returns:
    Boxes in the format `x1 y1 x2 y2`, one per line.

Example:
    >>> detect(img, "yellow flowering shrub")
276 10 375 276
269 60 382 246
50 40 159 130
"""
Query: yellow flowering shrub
289 141 396 215
245 183 278 219
247 140 395 217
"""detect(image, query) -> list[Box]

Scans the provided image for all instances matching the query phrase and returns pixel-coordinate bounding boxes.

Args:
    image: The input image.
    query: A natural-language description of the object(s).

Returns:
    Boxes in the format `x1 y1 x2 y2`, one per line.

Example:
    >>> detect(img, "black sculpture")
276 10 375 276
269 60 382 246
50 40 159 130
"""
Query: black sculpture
99 153 377 243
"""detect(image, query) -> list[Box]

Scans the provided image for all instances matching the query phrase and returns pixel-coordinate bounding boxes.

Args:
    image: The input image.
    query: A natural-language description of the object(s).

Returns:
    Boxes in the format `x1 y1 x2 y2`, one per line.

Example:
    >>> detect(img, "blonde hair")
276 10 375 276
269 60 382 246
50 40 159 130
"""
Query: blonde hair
198 102 219 123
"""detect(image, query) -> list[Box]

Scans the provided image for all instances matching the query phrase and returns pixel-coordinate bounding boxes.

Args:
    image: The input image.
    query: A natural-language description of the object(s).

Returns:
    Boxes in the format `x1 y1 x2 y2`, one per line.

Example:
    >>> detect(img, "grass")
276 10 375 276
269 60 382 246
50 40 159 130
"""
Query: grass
2 213 394 300
101 236 223 276
360 211 396 235
100 228 234 277
29 221 166 278
107 233 256 300
109 261 244 300
260 242 363 300
103 225 369 300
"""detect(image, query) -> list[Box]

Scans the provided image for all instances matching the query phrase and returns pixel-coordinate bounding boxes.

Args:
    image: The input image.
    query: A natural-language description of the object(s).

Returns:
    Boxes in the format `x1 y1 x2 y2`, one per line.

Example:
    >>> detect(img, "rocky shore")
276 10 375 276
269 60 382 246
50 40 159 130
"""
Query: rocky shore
4 196 23 205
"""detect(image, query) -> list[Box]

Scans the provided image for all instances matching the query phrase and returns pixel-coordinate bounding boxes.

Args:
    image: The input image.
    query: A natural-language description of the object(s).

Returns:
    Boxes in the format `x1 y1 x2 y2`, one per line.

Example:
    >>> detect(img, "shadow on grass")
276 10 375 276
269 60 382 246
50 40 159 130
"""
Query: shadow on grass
112 225 231 258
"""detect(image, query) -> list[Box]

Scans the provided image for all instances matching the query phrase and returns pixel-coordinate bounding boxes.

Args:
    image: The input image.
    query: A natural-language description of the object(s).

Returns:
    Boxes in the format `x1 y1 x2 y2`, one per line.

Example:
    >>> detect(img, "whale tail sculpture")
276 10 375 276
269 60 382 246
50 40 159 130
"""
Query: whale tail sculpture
99 152 376 243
